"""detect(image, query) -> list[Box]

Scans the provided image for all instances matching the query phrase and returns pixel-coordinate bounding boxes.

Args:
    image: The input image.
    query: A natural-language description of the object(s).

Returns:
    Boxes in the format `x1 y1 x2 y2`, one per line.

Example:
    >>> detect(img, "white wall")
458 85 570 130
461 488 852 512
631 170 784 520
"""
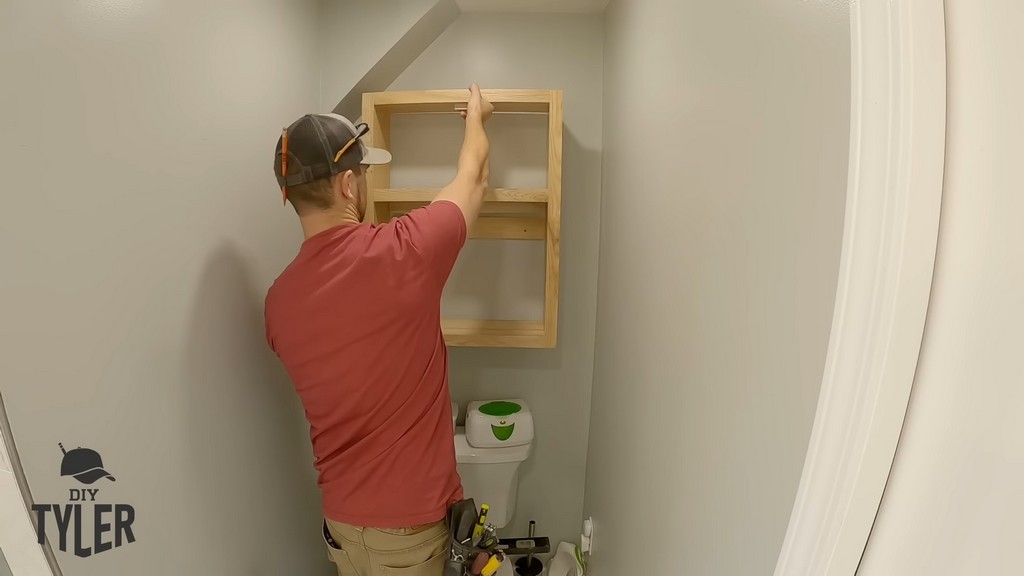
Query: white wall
0 1 330 574
857 2 1024 573
386 13 604 547
320 0 460 119
583 0 850 574
320 0 437 109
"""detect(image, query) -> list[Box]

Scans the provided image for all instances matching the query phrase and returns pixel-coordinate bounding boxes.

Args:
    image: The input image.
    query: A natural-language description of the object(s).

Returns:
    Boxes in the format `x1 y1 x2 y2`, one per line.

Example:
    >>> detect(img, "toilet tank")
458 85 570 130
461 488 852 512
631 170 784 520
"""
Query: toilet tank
454 428 532 529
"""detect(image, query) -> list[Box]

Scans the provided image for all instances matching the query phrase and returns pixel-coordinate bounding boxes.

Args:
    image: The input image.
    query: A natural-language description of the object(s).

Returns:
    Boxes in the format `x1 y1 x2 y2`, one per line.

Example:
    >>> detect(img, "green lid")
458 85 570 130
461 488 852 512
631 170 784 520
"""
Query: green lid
479 401 522 417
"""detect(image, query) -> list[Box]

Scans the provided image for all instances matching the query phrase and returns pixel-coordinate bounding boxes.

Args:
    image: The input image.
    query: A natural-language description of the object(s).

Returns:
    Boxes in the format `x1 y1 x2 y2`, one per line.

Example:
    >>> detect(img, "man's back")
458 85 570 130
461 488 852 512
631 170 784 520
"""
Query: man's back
265 201 467 528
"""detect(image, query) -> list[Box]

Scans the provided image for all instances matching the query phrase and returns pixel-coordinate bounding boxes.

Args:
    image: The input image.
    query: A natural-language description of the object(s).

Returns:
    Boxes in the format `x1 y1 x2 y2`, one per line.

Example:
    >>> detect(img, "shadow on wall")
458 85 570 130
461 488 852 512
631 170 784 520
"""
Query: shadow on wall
180 244 329 576
448 126 601 539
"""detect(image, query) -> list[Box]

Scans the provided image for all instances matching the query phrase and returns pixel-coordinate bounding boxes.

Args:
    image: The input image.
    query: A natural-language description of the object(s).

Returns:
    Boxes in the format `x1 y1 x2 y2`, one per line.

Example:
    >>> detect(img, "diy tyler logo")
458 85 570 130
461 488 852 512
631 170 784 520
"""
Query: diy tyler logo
32 443 137 558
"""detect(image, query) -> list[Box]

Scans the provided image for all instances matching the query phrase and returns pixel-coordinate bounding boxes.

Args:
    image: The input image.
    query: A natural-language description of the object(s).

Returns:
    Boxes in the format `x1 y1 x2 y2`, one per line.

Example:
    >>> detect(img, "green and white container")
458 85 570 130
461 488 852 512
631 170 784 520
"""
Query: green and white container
465 399 534 449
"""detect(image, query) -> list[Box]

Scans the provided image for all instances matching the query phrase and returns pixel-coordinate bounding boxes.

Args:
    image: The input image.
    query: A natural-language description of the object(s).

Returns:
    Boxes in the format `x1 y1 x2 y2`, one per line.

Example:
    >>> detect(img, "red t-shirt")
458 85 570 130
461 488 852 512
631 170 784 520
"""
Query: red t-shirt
264 200 466 528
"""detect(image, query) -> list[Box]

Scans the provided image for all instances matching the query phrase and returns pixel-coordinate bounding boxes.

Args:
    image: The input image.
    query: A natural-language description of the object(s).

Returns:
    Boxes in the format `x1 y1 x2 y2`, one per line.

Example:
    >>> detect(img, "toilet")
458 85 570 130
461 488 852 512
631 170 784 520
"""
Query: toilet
452 399 534 529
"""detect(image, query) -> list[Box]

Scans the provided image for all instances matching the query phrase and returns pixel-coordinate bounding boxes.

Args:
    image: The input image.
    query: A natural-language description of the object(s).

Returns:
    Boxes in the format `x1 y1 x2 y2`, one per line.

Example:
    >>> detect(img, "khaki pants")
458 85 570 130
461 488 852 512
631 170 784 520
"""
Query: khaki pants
322 518 449 576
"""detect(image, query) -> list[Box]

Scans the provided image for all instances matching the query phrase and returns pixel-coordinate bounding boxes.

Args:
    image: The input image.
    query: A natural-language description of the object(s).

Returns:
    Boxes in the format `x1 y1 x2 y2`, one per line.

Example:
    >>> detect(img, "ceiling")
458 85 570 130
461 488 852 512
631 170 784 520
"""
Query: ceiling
455 0 610 13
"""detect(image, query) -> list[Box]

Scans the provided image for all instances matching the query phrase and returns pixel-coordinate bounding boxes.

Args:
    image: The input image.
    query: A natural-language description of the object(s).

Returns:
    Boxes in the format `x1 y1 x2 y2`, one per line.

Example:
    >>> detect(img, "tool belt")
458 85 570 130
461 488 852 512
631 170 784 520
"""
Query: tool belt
444 499 552 576
444 498 488 576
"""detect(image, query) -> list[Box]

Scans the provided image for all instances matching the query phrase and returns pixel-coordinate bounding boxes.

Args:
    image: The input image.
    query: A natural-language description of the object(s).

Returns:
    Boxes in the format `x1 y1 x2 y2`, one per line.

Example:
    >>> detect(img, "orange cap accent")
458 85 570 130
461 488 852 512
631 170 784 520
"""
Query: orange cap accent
280 127 289 206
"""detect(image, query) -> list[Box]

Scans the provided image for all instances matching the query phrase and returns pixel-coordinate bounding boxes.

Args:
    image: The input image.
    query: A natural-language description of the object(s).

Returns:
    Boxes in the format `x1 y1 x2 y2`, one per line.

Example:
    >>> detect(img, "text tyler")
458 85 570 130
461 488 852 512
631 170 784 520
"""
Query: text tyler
33 490 136 557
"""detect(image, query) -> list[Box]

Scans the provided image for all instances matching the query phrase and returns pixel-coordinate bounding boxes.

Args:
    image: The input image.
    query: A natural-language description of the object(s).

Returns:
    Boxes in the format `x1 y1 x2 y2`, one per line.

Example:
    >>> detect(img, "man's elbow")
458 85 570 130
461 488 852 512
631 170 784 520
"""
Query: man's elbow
478 164 490 190
455 167 488 192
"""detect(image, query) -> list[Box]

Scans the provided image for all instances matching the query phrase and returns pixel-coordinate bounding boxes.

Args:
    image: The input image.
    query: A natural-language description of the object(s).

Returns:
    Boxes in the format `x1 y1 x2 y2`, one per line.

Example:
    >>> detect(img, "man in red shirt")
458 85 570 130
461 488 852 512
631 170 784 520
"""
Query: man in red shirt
264 85 494 576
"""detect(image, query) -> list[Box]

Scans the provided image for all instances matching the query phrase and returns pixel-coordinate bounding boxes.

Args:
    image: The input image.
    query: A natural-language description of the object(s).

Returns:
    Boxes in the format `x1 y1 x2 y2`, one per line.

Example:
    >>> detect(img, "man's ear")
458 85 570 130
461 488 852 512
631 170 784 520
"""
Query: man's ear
334 170 355 201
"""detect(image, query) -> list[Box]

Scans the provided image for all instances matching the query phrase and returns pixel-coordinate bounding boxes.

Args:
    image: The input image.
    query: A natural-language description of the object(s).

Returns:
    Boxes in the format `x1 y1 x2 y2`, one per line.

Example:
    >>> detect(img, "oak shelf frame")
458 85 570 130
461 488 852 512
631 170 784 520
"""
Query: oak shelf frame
374 188 549 203
362 89 563 348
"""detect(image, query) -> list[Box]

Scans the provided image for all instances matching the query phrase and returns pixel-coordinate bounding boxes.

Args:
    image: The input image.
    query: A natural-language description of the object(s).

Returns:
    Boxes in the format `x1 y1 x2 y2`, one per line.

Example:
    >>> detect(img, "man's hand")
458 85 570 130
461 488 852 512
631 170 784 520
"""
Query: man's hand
460 83 494 123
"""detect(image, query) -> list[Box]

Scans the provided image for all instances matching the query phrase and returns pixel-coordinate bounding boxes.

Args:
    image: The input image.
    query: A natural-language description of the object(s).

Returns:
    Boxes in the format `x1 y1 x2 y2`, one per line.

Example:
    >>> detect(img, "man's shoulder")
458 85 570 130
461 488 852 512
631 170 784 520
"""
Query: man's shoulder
263 268 292 325
264 249 310 310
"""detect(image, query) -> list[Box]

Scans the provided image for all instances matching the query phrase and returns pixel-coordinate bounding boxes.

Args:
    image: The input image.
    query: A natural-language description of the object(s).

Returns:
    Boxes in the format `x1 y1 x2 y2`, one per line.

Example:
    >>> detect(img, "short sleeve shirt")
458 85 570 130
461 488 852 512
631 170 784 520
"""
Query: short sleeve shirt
265 200 467 527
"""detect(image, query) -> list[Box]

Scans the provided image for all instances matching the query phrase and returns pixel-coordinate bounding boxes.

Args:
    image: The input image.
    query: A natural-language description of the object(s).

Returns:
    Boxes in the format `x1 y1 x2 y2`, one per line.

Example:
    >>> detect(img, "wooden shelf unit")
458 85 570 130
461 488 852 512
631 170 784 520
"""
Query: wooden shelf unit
362 89 563 349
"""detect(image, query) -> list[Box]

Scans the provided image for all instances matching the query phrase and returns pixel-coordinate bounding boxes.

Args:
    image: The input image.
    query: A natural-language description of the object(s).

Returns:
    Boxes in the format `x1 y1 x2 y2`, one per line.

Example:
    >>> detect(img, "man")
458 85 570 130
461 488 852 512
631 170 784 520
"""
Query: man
264 84 494 576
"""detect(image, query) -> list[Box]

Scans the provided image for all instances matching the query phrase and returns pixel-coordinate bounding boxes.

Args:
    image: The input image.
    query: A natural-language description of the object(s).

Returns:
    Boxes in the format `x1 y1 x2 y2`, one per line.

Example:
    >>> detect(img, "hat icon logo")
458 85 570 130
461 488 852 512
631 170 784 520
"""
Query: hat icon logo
59 443 116 485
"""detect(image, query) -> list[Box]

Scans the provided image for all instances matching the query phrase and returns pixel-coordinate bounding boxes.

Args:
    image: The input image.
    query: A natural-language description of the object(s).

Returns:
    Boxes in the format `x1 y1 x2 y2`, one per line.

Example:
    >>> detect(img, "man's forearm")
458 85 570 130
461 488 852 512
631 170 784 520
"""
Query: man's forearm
457 116 489 186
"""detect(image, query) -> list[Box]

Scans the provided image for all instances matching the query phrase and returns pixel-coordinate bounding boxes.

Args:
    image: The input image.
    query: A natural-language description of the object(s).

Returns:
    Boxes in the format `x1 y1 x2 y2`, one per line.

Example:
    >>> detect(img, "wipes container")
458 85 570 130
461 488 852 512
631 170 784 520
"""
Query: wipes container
465 399 534 448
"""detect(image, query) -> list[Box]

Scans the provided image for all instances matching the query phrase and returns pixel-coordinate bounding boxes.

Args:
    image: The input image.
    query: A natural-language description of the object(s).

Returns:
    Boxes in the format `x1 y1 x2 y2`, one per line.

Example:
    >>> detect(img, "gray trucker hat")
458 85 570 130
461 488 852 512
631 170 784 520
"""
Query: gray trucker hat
273 113 391 191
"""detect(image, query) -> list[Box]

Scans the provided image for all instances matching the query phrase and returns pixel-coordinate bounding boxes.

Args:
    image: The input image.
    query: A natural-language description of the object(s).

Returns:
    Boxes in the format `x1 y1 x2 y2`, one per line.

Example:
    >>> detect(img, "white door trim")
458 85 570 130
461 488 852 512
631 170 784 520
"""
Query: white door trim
0 395 59 576
774 2 947 575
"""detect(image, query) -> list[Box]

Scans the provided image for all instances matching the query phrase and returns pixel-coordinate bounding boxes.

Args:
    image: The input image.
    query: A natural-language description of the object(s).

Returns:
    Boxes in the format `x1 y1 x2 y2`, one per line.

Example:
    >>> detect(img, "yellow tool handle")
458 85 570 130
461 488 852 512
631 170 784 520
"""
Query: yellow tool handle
480 554 503 576
472 504 490 540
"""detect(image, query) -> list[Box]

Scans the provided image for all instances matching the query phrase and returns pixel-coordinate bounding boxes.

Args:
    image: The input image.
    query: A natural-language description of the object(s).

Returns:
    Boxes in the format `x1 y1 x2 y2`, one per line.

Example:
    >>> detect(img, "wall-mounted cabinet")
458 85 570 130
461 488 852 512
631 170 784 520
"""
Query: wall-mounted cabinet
362 89 563 348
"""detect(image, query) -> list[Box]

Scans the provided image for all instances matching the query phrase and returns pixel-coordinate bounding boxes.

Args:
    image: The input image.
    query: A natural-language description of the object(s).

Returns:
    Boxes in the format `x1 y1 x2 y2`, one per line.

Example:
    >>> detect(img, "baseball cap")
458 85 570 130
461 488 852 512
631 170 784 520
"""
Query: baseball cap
59 445 116 484
273 113 392 203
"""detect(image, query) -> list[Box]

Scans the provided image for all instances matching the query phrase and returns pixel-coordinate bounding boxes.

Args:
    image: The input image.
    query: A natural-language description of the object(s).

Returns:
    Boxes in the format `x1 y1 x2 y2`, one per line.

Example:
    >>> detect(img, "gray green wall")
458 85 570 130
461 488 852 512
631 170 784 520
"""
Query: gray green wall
1 1 327 574
583 0 851 573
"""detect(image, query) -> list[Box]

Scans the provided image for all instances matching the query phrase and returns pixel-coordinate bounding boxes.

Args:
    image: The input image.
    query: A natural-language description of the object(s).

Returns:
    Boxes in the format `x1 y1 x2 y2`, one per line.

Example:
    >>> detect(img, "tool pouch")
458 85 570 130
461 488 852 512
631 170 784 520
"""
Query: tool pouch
444 540 478 576
445 498 479 576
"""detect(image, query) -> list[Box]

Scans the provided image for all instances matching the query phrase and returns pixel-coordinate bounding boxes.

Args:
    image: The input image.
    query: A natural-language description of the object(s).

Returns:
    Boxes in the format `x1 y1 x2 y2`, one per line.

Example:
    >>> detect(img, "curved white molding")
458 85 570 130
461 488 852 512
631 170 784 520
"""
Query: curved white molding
0 395 59 576
774 2 947 575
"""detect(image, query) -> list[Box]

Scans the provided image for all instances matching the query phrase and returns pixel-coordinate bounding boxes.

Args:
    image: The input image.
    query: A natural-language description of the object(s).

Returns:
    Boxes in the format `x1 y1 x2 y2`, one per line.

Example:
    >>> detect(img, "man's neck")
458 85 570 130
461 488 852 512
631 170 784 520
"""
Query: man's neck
299 205 363 240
